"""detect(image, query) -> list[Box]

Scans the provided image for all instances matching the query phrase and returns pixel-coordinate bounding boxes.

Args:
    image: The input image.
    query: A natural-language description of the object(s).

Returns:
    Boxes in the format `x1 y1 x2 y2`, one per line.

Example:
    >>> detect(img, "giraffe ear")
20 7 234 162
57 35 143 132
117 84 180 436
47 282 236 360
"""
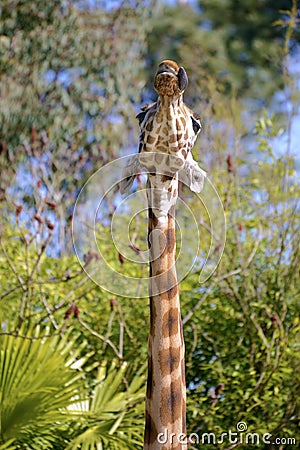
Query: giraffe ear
136 110 148 126
191 115 201 134
179 153 206 193
119 175 135 195
178 67 188 92
119 155 142 194
136 102 157 126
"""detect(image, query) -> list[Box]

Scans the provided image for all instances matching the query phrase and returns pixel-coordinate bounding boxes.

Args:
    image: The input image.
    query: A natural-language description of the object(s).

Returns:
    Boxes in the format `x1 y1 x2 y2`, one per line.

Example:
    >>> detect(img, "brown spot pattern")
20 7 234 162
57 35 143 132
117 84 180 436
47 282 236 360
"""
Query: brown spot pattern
169 134 177 143
159 290 170 302
162 307 179 338
168 283 179 301
156 145 167 151
149 299 157 337
159 346 181 378
148 207 158 229
146 121 153 132
165 227 176 254
146 352 154 400
147 135 156 144
153 269 165 277
160 378 183 426
161 175 173 182
144 412 158 445
155 153 164 164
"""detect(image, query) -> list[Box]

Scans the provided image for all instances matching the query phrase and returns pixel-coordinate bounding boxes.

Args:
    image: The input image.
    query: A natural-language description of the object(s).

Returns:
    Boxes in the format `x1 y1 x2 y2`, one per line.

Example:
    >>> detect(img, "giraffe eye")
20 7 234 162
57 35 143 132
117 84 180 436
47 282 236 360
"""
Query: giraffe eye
191 116 201 134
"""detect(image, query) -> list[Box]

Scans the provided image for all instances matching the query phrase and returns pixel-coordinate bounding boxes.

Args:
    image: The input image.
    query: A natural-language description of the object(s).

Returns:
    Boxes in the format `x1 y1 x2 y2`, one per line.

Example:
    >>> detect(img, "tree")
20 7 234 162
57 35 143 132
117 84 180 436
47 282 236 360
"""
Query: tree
0 324 87 449
0 0 150 252
147 0 300 101
1 0 299 448
0 322 146 449
181 105 300 448
66 361 145 450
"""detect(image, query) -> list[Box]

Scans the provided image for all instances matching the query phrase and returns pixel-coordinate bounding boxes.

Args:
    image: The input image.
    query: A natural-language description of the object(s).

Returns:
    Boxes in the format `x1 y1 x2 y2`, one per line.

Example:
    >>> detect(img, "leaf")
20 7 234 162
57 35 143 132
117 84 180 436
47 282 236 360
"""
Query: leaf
0 324 88 448
66 361 145 450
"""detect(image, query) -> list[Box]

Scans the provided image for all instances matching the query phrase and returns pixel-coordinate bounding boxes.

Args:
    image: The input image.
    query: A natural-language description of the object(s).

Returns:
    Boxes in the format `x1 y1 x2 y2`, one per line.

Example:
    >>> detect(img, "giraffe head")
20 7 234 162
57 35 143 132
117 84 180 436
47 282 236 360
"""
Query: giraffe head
120 59 206 198
154 60 188 97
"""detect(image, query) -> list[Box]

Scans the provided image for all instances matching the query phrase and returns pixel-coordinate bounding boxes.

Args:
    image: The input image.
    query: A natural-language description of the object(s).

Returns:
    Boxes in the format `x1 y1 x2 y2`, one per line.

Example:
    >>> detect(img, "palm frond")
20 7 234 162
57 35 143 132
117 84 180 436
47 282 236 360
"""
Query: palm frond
66 361 146 450
0 323 90 449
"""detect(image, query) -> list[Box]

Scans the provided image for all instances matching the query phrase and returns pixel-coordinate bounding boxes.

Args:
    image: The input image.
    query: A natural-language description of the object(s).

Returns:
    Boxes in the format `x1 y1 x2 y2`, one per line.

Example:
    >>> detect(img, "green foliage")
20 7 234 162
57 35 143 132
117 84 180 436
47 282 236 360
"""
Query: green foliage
148 0 300 100
0 322 146 449
66 361 145 450
0 0 150 250
181 111 300 447
1 0 299 448
0 323 89 449
199 0 299 95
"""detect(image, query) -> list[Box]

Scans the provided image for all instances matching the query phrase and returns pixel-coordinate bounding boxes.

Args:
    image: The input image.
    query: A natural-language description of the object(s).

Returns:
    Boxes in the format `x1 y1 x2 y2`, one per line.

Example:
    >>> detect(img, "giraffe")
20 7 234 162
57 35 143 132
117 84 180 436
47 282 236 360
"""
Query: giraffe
120 60 205 449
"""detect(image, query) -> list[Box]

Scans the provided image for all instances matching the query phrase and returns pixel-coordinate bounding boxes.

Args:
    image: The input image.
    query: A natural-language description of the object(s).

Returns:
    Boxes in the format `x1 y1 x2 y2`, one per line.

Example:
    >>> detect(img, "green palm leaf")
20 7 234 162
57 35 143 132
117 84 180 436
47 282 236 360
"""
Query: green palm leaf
0 323 90 449
66 361 146 450
0 440 16 450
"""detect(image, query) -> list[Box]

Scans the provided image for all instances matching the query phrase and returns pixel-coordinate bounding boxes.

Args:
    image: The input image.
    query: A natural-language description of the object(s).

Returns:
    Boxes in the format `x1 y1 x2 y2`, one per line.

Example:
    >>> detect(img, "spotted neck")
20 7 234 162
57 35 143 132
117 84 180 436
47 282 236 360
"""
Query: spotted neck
143 174 187 450
120 59 203 450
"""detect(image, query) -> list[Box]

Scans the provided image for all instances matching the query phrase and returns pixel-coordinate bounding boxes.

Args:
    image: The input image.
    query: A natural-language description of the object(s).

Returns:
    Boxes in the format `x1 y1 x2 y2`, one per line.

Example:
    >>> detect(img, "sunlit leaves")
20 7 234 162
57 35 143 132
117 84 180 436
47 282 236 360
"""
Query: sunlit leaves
0 1 299 448
66 361 145 450
0 324 88 448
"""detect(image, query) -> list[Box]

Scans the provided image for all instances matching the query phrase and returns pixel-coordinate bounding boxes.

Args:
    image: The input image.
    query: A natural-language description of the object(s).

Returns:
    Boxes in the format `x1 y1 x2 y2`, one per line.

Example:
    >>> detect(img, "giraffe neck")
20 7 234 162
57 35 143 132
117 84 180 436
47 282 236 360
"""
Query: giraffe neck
121 60 202 448
156 96 184 154
157 95 183 109
144 177 187 450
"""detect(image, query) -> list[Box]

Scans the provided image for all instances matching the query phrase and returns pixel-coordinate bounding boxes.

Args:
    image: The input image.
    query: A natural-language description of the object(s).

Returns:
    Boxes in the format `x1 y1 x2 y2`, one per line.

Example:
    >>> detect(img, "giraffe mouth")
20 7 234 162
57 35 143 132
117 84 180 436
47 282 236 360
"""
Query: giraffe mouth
155 66 188 92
